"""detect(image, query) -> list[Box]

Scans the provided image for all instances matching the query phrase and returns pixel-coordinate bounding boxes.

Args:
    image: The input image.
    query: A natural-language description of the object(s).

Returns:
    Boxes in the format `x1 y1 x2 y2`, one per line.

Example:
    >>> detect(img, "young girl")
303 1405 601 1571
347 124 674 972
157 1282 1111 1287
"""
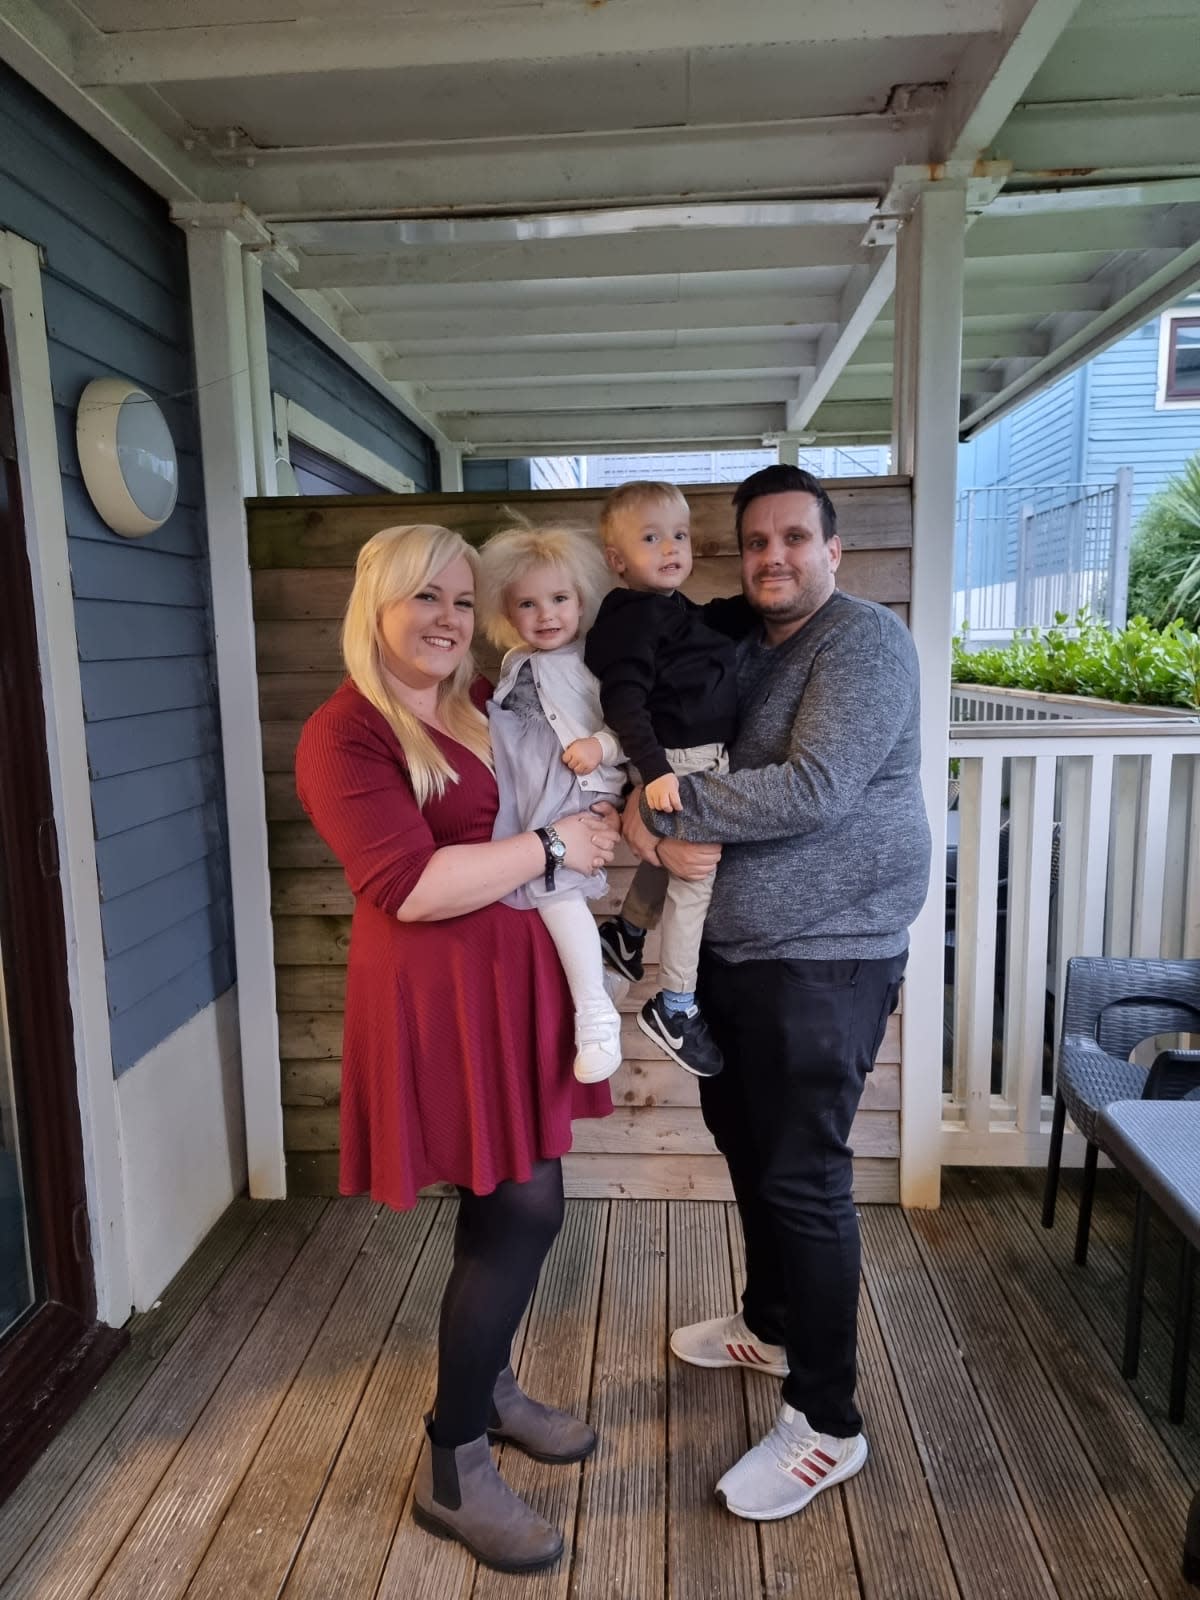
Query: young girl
480 523 627 1084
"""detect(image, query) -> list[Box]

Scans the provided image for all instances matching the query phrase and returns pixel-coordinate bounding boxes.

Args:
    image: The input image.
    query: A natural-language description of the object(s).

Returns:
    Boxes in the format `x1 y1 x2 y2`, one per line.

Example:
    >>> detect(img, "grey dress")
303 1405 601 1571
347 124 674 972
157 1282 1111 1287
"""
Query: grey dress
489 661 622 910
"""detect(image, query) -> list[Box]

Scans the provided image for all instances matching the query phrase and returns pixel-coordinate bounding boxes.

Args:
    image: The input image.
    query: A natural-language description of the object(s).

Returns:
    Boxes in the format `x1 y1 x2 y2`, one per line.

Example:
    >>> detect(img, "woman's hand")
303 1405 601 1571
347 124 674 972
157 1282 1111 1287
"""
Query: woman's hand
562 736 603 775
552 806 620 876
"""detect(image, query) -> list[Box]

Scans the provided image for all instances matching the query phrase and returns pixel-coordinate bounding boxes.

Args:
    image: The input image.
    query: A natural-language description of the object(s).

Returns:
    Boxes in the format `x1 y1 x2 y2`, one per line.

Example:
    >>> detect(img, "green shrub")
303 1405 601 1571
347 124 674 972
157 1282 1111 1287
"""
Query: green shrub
1127 453 1200 628
952 611 1200 709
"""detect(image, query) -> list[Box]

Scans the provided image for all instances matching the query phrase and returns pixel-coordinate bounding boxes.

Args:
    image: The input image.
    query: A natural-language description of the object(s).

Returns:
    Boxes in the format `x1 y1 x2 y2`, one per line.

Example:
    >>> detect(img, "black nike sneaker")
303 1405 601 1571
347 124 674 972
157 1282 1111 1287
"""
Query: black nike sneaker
637 992 723 1078
597 918 646 983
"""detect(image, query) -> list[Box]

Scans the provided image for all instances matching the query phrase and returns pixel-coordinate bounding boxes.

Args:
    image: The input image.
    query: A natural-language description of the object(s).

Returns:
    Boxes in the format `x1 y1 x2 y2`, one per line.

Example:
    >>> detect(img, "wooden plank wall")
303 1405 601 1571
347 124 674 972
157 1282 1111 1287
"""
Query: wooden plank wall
248 478 913 1202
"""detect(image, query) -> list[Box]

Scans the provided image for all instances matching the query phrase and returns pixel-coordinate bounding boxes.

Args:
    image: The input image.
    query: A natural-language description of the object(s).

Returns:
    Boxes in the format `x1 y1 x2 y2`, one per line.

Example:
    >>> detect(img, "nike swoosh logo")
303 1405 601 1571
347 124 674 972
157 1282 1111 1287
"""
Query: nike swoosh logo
661 1027 683 1048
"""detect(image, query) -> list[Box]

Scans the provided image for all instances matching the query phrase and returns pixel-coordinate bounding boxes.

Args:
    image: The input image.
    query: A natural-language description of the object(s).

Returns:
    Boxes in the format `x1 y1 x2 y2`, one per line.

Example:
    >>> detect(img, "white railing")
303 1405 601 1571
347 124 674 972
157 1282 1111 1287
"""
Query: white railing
941 718 1200 1168
950 684 1193 724
953 469 1132 641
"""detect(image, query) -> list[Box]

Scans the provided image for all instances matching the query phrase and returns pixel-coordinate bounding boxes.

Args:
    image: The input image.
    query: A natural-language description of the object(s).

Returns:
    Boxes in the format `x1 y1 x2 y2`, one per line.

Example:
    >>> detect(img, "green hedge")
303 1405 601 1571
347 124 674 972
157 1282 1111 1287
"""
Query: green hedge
952 612 1200 709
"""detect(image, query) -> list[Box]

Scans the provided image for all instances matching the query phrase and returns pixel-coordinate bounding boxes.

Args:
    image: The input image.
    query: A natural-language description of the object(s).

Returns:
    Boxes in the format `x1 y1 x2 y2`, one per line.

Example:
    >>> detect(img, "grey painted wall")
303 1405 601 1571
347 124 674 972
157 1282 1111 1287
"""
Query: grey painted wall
265 300 438 490
0 63 233 1073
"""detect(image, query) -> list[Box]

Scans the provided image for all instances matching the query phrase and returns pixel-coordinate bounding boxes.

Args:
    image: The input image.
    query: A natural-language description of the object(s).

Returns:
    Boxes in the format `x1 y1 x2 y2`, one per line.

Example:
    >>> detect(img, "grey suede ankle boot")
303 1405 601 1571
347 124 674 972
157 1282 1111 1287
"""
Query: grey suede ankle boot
412 1414 564 1573
488 1367 597 1463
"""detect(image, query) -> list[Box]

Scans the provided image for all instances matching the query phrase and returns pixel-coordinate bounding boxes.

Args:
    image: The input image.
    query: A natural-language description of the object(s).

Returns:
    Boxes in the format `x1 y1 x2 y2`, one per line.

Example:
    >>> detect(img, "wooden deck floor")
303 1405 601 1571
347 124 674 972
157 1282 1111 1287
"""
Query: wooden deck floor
1 1169 1197 1600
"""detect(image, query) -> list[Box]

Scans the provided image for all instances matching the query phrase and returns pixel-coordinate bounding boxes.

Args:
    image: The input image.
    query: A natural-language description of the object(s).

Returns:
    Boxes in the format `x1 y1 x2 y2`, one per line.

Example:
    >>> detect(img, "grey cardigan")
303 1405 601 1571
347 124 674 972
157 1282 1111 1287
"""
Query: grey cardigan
650 590 932 964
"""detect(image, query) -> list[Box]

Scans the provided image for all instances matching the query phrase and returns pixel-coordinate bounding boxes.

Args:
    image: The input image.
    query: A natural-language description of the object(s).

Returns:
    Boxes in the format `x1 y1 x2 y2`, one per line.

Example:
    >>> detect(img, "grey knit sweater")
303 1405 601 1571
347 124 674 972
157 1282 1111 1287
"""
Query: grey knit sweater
650 590 932 963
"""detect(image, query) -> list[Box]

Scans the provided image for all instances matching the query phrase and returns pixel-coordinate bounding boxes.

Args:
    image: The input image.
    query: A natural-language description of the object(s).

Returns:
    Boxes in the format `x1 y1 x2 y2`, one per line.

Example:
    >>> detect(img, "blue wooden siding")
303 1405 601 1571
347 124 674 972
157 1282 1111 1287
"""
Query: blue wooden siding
0 63 233 1074
265 300 437 490
1084 315 1200 527
462 458 533 492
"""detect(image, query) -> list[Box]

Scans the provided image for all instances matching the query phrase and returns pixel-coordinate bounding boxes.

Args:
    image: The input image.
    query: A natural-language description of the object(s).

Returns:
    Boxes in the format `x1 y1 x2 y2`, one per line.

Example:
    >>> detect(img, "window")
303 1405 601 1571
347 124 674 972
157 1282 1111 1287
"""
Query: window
1159 315 1200 406
288 438 385 495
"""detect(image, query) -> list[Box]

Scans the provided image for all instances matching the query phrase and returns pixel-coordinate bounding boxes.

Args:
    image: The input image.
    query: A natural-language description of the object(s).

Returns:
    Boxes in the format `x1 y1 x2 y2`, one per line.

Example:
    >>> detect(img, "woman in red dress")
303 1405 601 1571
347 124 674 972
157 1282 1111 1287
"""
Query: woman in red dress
295 523 617 1574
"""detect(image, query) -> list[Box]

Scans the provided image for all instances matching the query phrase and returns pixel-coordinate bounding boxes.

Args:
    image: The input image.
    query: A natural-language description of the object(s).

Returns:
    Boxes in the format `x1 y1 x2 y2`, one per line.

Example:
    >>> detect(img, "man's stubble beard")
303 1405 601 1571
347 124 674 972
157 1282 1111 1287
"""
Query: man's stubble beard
751 576 835 627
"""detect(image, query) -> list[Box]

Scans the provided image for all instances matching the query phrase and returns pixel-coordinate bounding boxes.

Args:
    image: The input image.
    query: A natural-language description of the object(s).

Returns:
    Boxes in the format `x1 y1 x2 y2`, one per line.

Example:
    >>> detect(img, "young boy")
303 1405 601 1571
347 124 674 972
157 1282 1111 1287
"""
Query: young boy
584 481 739 1078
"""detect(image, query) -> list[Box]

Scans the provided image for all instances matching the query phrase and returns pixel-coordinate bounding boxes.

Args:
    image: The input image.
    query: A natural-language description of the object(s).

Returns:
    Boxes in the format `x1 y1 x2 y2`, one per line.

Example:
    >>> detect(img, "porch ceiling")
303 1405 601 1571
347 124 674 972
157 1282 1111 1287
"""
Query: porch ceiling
4 0 1200 455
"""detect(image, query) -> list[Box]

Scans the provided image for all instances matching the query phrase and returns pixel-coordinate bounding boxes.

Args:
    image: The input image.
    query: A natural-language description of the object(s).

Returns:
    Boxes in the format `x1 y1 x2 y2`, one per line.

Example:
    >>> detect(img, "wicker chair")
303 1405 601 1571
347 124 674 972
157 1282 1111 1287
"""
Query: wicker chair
1041 956 1200 1265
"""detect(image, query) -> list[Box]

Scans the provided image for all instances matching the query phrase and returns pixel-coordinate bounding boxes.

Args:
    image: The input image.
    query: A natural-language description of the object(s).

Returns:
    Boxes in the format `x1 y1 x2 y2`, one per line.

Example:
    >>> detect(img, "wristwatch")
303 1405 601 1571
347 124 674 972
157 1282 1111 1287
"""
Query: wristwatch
535 824 567 891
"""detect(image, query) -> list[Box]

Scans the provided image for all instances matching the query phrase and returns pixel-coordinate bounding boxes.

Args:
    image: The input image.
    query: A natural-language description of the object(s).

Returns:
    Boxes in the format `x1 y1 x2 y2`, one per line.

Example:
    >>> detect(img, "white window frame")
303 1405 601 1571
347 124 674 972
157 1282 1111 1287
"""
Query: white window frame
0 229 130 1324
273 395 416 493
1154 308 1200 412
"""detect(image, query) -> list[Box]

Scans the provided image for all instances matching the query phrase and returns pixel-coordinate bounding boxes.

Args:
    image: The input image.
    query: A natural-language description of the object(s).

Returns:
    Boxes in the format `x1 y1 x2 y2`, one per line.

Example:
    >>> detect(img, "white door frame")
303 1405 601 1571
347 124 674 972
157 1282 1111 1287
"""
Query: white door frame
0 228 131 1323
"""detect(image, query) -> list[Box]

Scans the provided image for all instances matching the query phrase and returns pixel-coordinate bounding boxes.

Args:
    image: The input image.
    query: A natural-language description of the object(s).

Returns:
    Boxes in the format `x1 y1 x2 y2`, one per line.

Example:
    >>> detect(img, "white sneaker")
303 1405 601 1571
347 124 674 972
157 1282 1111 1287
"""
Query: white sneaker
669 1311 788 1378
715 1404 867 1521
573 1005 622 1083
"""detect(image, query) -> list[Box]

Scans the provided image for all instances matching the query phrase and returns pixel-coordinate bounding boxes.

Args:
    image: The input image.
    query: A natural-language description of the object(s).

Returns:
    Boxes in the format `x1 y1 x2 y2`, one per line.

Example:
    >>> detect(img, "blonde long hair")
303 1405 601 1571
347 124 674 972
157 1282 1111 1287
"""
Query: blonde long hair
341 524 492 807
478 521 612 653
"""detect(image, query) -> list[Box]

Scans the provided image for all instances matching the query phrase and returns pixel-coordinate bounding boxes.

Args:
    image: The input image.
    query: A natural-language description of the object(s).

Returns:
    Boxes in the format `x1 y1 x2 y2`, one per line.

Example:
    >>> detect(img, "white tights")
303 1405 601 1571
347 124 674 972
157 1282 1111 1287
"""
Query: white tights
537 893 615 1021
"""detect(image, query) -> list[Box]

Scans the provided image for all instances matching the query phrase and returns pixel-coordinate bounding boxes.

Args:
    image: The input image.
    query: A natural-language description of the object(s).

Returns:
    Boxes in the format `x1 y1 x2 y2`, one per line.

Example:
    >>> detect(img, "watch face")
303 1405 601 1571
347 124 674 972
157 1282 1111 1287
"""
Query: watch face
550 838 567 862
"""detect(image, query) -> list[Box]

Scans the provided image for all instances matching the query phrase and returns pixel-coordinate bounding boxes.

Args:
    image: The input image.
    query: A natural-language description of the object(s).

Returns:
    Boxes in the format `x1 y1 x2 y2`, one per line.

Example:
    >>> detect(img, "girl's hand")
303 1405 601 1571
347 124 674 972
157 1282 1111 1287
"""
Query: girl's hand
645 773 682 812
562 736 603 775
551 807 620 875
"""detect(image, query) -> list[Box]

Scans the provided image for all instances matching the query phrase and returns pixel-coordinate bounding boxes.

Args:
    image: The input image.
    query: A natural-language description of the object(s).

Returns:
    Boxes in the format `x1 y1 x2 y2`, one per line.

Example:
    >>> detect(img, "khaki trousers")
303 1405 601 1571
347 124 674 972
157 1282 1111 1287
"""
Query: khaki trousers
622 742 729 994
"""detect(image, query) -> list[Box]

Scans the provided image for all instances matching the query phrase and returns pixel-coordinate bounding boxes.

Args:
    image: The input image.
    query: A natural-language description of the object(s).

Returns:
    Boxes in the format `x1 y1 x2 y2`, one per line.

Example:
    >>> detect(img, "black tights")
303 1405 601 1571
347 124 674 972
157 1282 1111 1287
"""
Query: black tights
432 1157 565 1448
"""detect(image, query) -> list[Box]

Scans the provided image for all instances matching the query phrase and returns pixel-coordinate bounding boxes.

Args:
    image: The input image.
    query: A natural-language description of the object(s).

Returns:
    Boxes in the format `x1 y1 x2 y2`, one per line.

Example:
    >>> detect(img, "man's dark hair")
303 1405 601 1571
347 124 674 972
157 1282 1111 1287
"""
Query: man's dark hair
732 465 838 546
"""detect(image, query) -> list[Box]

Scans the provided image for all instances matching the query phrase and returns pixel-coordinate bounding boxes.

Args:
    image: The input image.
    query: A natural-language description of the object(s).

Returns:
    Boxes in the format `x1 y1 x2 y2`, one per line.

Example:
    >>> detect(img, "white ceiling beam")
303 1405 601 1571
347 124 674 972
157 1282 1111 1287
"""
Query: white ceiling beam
76 0 1004 85
279 200 879 253
966 205 1200 259
208 119 934 220
786 253 896 431
804 400 894 439
287 228 872 291
849 328 1048 369
1001 97 1200 180
959 235 1200 435
0 0 209 203
343 295 841 344
426 380 797 415
934 0 1085 159
452 404 786 452
383 342 818 386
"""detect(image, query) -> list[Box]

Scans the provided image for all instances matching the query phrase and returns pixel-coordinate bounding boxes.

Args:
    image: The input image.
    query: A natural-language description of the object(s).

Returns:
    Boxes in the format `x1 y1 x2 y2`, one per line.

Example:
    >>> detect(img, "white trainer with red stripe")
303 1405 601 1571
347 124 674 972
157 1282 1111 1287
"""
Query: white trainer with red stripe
668 1311 788 1378
715 1403 868 1521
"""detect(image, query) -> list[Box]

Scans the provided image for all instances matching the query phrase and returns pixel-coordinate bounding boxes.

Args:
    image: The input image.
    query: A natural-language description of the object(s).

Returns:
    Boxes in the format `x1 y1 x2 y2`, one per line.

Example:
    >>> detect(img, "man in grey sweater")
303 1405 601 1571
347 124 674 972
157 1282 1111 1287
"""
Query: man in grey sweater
621 464 931 1522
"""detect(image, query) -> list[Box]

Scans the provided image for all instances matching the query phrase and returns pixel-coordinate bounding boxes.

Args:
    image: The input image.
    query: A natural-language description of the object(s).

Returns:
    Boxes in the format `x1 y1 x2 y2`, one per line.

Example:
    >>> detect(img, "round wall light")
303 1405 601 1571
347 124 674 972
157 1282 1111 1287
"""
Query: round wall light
76 378 179 537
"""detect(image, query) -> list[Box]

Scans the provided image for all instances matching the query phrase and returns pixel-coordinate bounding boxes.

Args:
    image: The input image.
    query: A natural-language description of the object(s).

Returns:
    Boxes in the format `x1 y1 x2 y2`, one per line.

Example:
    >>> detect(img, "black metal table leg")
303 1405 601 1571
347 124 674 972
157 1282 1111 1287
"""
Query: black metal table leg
1122 1188 1151 1380
1169 1240 1195 1424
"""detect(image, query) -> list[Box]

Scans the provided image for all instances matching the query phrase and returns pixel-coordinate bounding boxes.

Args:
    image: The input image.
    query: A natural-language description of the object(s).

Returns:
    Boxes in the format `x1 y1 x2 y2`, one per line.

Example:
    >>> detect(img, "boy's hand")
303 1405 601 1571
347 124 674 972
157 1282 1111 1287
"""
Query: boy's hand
562 736 603 775
645 773 682 812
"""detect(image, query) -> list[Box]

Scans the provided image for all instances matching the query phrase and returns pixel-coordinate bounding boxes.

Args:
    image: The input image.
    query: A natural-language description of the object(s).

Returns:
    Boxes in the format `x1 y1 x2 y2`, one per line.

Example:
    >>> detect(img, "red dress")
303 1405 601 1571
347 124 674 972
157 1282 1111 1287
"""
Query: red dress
294 679 611 1210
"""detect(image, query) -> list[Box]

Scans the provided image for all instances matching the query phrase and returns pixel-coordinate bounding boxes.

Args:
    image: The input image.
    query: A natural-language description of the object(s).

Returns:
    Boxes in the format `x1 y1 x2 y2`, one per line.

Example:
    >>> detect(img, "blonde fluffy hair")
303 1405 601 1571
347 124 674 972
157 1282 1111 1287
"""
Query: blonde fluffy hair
478 521 612 654
341 523 492 808
598 480 689 549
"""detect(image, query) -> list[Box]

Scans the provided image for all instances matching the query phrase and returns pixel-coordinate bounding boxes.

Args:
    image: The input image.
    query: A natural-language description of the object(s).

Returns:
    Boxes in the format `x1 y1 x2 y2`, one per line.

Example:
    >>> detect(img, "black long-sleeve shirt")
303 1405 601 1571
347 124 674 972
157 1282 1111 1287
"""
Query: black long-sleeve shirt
584 588 739 783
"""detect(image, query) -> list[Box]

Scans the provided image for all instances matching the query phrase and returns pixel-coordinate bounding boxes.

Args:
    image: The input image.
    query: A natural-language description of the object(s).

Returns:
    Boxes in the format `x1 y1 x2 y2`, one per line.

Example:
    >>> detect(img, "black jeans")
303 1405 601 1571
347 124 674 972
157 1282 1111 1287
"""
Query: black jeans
697 947 907 1437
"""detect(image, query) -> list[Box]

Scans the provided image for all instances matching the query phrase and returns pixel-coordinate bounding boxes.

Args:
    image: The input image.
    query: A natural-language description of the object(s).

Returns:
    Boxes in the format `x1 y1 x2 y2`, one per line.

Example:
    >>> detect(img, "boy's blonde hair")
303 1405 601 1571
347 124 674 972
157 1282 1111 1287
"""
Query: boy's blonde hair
478 521 612 653
341 523 492 807
598 480 689 549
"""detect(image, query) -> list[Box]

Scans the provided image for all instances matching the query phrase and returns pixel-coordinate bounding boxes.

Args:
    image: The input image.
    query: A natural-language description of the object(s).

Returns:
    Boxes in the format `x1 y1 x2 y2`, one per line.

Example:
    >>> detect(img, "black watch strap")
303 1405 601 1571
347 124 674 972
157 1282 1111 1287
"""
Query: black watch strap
535 826 562 892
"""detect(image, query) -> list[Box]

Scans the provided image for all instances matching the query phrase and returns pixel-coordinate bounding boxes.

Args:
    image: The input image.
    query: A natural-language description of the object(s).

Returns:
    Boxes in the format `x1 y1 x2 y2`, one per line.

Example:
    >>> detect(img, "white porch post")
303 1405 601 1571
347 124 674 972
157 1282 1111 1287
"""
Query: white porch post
777 437 801 466
893 181 966 1208
242 251 278 498
177 207 286 1197
439 442 464 491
